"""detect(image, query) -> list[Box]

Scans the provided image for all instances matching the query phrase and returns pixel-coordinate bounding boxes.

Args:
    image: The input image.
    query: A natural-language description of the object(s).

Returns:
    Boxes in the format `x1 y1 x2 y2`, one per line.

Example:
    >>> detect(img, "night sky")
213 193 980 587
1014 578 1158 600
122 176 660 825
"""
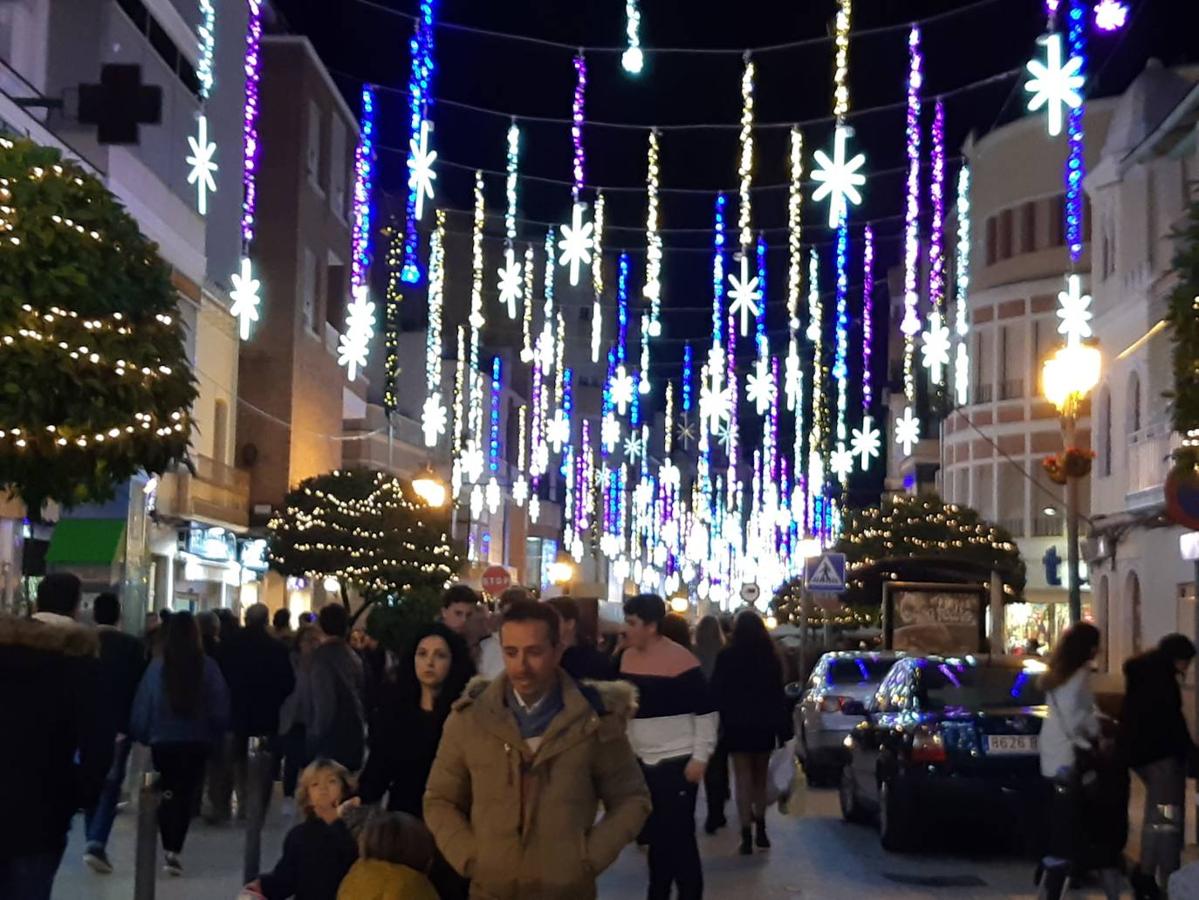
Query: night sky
272 0 1199 502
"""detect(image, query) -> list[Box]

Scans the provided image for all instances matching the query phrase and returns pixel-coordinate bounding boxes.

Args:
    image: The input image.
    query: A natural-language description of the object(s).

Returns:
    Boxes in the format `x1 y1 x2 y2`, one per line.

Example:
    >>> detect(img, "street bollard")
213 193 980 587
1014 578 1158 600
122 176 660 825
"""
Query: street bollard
133 771 160 900
242 736 270 884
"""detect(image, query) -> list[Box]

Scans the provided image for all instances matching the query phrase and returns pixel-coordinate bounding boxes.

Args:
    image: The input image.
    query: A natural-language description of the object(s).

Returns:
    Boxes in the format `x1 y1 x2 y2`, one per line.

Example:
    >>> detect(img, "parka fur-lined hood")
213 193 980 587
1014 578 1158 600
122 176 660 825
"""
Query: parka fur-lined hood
0 614 98 658
454 672 638 720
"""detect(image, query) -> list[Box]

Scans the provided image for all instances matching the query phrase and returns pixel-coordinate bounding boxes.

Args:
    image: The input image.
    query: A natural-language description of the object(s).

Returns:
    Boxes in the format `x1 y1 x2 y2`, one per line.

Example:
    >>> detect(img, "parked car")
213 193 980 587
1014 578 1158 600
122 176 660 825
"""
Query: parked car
839 654 1049 852
791 651 902 786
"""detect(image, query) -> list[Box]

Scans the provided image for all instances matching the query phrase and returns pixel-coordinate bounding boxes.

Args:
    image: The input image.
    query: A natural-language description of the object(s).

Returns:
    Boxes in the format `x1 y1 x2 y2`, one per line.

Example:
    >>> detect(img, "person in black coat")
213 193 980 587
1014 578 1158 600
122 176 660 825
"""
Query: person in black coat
710 610 792 855
82 593 147 874
221 603 296 814
547 596 615 682
1120 633 1197 897
0 573 110 899
359 622 473 817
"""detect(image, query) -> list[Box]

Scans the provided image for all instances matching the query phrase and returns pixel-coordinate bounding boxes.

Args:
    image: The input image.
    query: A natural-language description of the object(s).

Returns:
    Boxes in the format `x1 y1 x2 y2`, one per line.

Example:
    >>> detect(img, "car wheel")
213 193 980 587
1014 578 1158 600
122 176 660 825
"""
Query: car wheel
839 764 868 823
878 778 917 852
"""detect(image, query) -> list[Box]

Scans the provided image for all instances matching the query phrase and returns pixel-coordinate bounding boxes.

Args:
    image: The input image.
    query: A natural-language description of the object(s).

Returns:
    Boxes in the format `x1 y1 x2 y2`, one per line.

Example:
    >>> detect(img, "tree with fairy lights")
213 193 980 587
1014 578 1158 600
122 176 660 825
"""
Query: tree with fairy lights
0 139 196 516
268 468 464 620
1167 196 1199 471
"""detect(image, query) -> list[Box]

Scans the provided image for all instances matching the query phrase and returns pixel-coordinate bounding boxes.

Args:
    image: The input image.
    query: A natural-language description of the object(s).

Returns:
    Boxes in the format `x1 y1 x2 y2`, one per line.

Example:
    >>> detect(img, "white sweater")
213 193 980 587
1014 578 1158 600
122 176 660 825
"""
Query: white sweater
1039 667 1101 778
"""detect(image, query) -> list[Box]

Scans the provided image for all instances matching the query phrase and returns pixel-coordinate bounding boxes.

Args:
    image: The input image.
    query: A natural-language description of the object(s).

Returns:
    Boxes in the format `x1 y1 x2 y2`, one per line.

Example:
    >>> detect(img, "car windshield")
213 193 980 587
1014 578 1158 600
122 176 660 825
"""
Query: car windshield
826 658 894 686
918 661 1046 709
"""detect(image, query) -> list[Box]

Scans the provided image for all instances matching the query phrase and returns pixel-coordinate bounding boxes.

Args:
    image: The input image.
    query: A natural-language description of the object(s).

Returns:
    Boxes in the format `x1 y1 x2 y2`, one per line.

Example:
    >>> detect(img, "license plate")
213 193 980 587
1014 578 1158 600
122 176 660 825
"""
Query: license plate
985 734 1038 755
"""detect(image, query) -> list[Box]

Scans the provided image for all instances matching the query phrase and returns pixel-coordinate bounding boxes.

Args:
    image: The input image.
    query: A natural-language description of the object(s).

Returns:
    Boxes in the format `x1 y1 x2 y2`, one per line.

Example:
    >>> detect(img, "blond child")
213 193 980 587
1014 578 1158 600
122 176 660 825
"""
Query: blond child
243 759 360 900
336 812 438 900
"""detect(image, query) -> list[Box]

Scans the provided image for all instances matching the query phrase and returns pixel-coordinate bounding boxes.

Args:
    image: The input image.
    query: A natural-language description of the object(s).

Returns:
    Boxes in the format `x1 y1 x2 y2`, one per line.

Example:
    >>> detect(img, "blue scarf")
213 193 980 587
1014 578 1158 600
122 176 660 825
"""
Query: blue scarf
507 681 564 741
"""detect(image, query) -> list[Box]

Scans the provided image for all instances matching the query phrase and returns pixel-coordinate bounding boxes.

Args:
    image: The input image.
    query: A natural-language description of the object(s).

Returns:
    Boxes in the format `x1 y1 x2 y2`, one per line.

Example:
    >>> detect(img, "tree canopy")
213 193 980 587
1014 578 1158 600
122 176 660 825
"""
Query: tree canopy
268 468 464 614
0 138 195 515
1167 195 1199 469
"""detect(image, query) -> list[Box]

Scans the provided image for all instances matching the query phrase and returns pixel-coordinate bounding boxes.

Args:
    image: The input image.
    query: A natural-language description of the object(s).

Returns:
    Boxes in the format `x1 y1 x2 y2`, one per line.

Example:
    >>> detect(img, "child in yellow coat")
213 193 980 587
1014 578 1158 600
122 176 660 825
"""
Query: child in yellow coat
337 812 438 900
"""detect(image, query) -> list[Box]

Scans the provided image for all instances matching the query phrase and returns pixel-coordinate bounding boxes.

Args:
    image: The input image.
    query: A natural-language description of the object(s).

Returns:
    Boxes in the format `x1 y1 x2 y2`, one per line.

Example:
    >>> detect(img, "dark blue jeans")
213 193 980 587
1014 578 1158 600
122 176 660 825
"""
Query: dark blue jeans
84 735 132 851
0 847 65 900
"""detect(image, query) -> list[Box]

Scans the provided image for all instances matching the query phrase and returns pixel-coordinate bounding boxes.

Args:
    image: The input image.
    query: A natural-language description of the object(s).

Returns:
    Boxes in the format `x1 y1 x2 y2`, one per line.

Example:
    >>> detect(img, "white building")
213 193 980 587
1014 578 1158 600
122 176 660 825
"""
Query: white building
0 0 251 620
1085 61 1199 676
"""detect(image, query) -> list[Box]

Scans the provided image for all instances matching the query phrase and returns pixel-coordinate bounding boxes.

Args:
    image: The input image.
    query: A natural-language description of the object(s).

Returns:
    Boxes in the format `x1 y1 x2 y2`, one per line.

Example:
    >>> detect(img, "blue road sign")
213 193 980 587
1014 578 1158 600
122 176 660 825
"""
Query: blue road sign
805 552 847 592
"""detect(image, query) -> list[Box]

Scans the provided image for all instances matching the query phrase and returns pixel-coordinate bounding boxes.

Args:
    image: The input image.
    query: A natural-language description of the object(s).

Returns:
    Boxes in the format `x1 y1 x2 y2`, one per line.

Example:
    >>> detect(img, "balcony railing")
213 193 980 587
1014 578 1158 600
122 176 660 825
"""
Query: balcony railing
974 384 993 404
159 455 250 528
998 517 1026 538
1126 421 1176 510
998 379 1025 401
1032 515 1064 537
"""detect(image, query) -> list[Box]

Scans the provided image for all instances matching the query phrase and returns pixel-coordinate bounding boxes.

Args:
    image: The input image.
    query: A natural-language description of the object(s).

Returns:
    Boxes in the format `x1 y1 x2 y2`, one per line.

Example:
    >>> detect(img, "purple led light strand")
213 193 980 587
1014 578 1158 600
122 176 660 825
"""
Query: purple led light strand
1065 0 1086 263
928 98 947 325
239 0 263 245
900 26 923 403
862 224 874 412
572 52 587 201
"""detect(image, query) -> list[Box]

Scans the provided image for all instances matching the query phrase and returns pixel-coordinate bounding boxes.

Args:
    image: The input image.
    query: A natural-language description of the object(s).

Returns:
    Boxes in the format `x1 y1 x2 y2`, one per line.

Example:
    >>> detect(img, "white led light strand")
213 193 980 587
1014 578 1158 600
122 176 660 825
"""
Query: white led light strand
497 120 522 320
591 190 605 362
422 211 447 447
644 130 662 337
954 164 972 407
622 0 644 74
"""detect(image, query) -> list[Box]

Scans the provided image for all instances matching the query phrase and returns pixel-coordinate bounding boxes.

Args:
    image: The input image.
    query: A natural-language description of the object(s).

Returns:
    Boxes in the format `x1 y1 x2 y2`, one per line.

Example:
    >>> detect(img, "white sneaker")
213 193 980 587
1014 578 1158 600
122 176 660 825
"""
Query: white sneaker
163 852 183 877
83 848 113 874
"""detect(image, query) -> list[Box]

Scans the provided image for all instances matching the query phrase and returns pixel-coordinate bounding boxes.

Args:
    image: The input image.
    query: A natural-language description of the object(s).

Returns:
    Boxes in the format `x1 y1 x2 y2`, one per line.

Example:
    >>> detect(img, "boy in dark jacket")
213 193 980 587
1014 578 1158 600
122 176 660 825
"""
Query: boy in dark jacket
1121 633 1197 897
82 593 147 874
0 573 109 899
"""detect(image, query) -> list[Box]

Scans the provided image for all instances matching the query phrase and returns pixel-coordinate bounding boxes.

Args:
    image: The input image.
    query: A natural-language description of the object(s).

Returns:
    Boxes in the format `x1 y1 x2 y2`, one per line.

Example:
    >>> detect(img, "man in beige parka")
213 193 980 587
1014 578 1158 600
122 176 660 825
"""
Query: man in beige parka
424 599 650 899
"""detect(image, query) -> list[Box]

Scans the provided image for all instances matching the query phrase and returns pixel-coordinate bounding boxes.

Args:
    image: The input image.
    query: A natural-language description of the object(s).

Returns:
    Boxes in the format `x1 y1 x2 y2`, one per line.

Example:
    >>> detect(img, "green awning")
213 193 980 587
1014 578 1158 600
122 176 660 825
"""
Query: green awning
45 519 126 566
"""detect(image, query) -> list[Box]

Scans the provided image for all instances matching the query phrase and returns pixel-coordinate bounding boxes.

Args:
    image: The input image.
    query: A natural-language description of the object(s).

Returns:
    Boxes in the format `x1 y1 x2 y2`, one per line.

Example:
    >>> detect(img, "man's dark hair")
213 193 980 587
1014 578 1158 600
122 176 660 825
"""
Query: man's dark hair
298 611 316 625
93 592 120 626
623 593 666 628
501 599 560 646
158 608 173 625
545 595 579 623
1160 633 1197 662
37 572 82 617
318 603 349 638
272 608 291 631
441 583 480 610
498 586 530 611
244 602 269 629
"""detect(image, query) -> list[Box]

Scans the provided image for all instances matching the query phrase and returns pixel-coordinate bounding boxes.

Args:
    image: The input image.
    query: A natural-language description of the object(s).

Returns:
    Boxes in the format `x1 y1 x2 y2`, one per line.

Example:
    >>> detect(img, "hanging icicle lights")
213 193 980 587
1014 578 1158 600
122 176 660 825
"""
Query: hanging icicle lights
737 57 755 252
622 0 644 74
862 223 874 413
901 26 924 402
787 128 804 334
644 130 662 338
592 191 605 363
812 0 866 229
421 211 447 447
467 172 485 451
1065 0 1087 263
954 165 972 408
230 0 263 343
833 218 850 452
571 52 587 202
349 86 377 293
806 249 824 533
400 0 437 284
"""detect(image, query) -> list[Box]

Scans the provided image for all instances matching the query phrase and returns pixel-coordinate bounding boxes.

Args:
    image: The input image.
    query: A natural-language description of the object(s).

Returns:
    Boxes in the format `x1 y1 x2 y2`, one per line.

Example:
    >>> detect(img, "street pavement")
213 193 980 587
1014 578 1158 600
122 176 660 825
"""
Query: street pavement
53 768 1158 899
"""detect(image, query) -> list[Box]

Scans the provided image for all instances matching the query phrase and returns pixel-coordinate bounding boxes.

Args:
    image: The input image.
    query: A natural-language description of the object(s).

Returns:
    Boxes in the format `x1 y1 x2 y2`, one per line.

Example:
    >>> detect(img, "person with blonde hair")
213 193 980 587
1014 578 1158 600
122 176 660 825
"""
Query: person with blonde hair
337 812 438 900
244 759 359 899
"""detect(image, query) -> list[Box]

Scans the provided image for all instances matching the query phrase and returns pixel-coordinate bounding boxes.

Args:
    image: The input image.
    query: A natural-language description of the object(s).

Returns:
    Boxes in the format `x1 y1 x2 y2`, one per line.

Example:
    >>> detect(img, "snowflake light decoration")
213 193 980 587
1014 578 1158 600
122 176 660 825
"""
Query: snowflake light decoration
677 418 696 450
920 310 951 384
811 125 867 228
611 366 636 416
407 119 437 220
529 494 541 523
485 477 501 514
830 444 854 481
469 484 484 520
547 411 570 453
186 114 218 216
727 254 762 338
745 357 776 415
623 432 645 463
699 381 732 433
1024 33 1084 138
601 413 620 454
850 415 881 469
497 249 523 319
421 395 447 447
557 202 594 287
337 285 376 381
955 342 970 407
229 256 261 341
894 406 921 457
660 459 680 488
716 420 736 452
1094 0 1128 31
1056 274 1093 343
512 474 529 506
461 441 485 484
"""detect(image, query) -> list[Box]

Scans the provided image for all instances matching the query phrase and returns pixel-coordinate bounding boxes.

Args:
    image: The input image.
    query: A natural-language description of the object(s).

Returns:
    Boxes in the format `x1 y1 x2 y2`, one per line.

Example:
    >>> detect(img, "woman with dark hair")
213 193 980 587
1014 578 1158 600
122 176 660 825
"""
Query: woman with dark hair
694 615 729 834
711 611 791 855
358 623 473 817
658 612 692 651
130 611 230 876
1036 622 1120 898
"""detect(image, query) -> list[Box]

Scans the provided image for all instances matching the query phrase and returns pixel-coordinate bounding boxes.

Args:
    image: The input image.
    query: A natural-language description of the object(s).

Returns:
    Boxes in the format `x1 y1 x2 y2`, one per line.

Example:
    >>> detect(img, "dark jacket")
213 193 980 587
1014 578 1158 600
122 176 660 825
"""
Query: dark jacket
304 640 366 770
0 615 111 857
257 816 358 900
711 643 793 753
96 625 147 736
130 656 231 746
561 643 615 682
359 686 446 817
1121 648 1195 768
222 624 295 737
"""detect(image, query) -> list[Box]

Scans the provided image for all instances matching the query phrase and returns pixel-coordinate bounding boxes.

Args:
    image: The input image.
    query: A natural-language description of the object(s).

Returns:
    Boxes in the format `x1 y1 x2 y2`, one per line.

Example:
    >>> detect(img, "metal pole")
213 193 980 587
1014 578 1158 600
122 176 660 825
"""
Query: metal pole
243 736 269 884
133 771 159 900
1063 413 1082 625
798 587 811 683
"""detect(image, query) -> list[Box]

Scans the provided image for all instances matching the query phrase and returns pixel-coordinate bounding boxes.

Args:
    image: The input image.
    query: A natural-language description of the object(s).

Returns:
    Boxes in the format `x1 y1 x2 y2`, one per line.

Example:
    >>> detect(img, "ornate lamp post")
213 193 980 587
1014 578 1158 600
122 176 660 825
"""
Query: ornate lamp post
1041 339 1101 624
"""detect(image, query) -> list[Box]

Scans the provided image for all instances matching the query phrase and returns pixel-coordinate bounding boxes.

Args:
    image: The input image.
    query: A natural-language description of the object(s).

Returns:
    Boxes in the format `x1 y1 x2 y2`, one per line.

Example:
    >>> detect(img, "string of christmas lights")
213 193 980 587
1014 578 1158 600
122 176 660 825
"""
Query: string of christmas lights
1065 0 1086 263
592 190 606 362
421 211 447 447
399 0 438 284
954 164 972 407
901 25 923 401
862 223 874 413
644 130 662 338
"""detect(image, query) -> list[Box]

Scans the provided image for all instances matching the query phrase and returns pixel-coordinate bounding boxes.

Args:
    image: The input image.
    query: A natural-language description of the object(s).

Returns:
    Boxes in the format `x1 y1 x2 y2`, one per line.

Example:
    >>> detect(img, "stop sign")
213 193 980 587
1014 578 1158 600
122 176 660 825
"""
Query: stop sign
481 566 512 596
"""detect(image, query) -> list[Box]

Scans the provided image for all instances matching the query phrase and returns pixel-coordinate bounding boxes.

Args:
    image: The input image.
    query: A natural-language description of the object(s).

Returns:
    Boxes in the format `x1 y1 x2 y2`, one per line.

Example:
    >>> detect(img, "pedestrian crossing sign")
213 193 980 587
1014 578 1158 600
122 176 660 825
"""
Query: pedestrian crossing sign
805 552 847 592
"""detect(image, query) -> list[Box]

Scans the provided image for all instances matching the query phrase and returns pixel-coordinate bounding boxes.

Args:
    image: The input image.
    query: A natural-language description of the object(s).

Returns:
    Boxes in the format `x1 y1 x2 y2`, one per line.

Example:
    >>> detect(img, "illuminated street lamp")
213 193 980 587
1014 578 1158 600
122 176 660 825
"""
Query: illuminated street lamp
549 558 576 594
412 465 448 509
1041 340 1100 625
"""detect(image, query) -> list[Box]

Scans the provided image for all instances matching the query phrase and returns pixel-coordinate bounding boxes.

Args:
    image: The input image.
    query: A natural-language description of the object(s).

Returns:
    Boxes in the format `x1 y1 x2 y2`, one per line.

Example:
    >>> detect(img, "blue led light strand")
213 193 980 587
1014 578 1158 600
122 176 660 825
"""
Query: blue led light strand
400 0 437 284
1065 0 1086 263
349 85 377 291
